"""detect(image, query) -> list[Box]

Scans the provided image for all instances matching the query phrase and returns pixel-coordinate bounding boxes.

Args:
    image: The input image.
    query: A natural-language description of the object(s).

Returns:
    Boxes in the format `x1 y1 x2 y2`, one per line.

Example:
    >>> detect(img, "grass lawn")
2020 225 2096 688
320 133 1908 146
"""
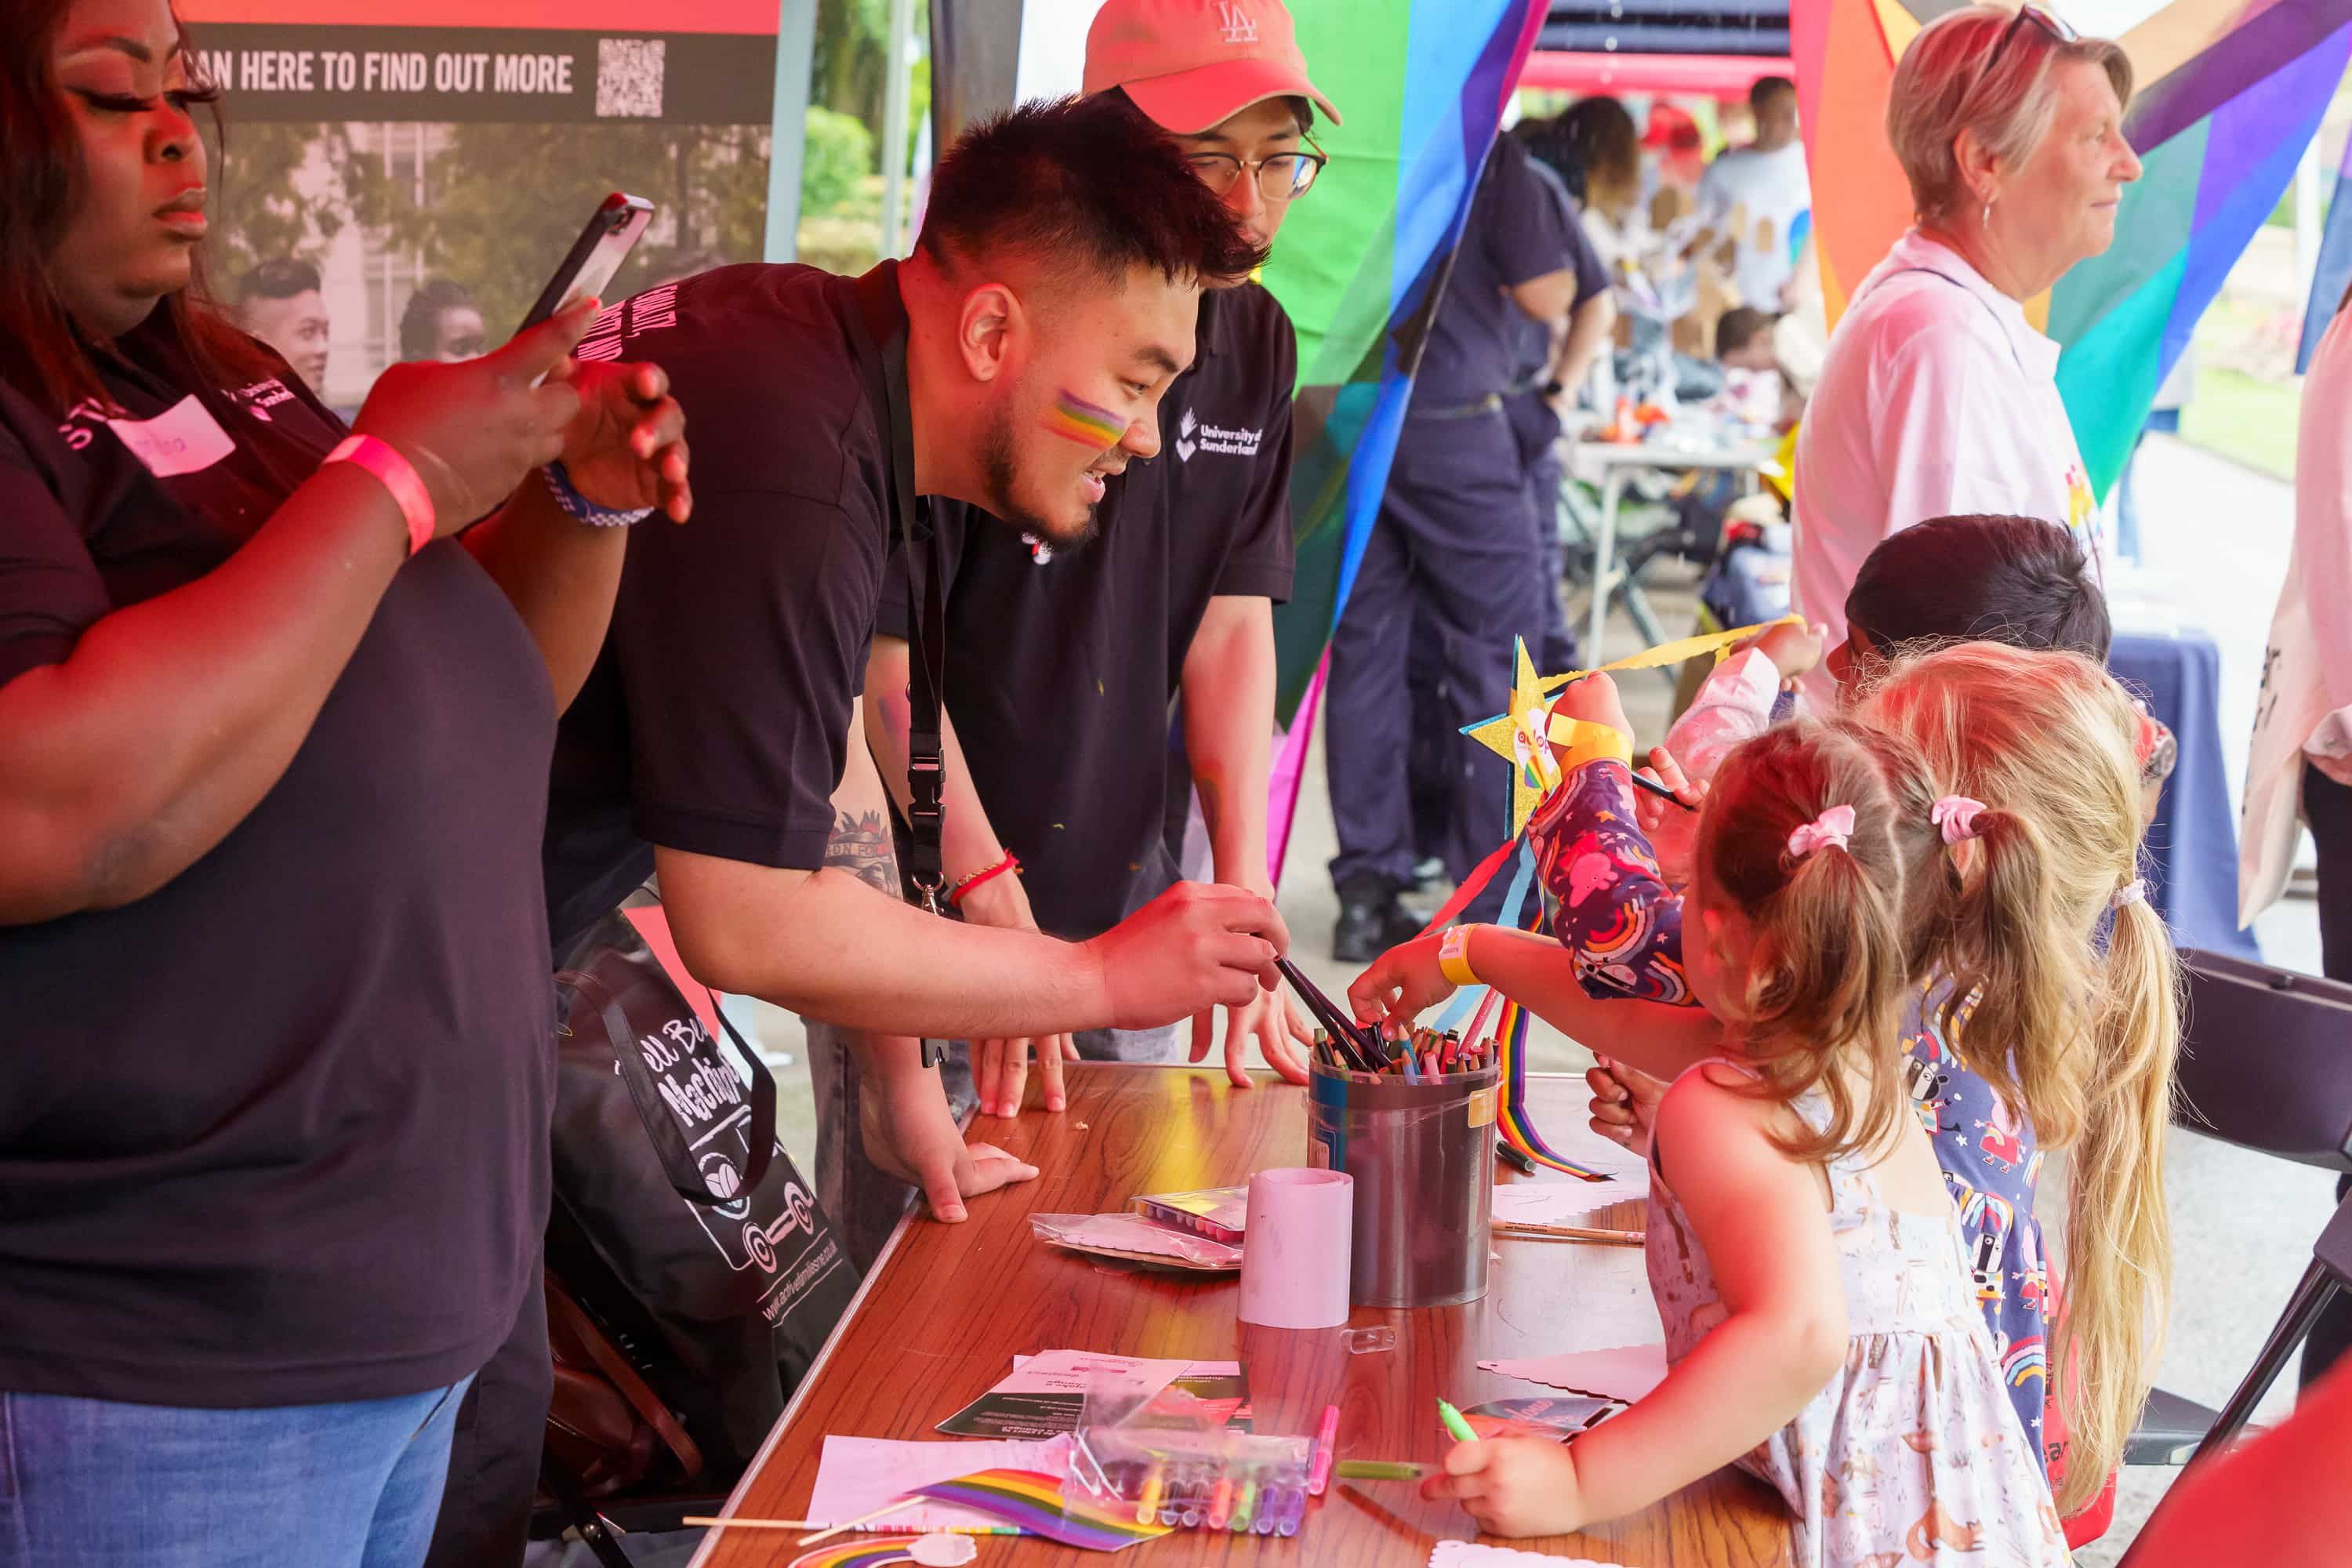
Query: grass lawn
2179 365 2299 483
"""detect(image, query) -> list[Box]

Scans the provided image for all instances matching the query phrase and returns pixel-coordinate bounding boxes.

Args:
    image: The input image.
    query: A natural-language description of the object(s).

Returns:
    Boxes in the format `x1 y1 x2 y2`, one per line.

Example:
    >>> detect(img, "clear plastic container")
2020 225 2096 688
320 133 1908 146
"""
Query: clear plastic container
1063 1383 1312 1536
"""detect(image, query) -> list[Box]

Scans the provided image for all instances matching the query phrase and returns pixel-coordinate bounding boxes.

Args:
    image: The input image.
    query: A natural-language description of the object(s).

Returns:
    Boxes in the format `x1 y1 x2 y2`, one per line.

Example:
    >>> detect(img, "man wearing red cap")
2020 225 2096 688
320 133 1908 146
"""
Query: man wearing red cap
841 0 1338 1260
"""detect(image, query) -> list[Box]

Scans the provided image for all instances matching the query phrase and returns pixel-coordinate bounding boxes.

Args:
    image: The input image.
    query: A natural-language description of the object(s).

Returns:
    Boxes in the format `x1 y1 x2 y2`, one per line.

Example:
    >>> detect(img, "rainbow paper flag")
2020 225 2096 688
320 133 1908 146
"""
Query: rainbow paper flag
1793 0 2351 497
1260 0 1549 879
910 1468 1171 1552
786 1541 927 1568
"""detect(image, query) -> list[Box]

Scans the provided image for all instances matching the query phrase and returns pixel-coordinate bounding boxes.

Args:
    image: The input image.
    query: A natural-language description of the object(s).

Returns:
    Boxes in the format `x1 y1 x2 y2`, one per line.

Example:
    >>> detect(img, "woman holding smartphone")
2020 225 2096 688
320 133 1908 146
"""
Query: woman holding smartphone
0 2 690 1564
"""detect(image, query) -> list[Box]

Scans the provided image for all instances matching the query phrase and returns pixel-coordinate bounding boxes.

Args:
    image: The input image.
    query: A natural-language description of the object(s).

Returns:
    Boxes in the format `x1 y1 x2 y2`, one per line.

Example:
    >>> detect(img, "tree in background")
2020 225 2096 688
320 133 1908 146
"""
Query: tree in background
369 123 772 332
196 119 381 281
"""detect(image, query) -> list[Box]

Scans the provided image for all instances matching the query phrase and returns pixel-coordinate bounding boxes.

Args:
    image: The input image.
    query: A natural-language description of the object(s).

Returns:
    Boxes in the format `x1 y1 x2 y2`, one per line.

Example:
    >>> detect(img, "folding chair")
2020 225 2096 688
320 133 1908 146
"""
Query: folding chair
2123 949 2352 1465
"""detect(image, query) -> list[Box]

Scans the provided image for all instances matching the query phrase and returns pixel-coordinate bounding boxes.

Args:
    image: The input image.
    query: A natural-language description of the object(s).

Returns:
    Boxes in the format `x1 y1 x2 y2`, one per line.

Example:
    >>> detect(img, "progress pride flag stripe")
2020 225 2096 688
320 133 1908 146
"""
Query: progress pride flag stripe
180 0 777 32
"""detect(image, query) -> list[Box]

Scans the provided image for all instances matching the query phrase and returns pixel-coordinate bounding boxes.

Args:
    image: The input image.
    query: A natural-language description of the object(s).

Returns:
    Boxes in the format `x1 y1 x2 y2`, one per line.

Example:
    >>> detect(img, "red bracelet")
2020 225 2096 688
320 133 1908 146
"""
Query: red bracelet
948 852 1021 909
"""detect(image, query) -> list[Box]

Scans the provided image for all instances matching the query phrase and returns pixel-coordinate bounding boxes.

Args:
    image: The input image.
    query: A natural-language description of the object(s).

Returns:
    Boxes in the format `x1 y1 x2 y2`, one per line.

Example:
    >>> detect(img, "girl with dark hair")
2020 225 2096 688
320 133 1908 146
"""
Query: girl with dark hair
0 2 689 1563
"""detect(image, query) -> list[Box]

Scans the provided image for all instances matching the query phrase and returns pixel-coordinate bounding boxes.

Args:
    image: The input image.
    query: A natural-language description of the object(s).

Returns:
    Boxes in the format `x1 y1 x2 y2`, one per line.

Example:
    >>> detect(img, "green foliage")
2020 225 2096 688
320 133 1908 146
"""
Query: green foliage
363 122 771 332
801 105 876 215
811 0 891 144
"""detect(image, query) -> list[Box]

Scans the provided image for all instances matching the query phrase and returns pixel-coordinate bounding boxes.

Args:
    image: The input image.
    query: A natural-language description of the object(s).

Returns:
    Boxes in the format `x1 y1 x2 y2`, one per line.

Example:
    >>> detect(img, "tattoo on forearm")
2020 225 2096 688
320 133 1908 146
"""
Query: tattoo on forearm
826 808 899 897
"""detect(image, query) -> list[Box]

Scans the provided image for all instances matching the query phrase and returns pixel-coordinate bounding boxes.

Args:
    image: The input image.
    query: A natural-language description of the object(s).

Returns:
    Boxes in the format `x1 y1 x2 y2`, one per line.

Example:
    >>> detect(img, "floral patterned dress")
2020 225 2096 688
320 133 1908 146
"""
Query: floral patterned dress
1646 1061 2071 1568
1529 753 2061 1480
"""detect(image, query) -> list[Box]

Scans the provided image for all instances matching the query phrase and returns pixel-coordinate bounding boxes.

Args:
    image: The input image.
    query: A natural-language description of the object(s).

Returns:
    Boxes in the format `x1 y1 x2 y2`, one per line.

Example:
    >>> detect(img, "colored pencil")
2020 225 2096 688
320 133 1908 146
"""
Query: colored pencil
1493 1221 1645 1246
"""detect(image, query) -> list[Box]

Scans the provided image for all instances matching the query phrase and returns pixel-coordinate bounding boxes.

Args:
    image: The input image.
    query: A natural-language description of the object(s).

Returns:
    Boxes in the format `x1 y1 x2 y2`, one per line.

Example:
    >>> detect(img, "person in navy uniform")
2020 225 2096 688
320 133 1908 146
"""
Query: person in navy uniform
837 0 1338 1261
1327 128 1593 960
1502 146 1615 677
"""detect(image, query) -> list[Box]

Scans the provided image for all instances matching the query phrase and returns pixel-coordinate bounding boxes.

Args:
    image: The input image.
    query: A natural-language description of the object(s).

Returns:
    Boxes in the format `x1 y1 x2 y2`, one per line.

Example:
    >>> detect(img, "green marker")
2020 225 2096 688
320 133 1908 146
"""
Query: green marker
1335 1460 1431 1480
1436 1398 1477 1443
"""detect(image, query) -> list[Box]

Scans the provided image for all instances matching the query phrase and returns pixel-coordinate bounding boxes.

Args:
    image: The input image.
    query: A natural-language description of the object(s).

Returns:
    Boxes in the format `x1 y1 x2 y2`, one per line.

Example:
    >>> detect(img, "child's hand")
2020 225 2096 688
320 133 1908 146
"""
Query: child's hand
1550 670 1633 744
1632 746 1706 886
1586 1054 1668 1153
1347 928 1454 1039
1746 620 1828 687
1420 1436 1588 1537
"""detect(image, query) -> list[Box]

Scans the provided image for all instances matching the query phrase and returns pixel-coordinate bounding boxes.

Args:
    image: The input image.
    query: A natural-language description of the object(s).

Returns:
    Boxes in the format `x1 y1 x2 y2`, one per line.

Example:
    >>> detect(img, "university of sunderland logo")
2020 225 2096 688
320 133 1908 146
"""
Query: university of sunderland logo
1216 2 1258 44
1176 406 1263 463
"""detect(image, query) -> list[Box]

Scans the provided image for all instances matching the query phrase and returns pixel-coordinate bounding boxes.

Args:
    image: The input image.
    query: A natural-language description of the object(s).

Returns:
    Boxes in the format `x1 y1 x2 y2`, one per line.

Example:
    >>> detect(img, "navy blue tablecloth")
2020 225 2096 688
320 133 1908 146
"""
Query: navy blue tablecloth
2111 630 2262 960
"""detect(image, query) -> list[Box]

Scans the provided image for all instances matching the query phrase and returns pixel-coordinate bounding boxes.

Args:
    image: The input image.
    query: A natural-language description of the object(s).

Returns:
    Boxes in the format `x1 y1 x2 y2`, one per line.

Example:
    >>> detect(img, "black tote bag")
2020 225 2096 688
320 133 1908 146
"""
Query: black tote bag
547 889 860 1472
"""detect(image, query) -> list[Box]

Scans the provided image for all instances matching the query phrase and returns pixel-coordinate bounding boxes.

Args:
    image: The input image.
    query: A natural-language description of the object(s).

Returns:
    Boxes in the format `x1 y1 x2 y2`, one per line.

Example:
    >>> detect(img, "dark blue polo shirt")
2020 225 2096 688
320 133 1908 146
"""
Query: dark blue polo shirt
1411 131 1585 410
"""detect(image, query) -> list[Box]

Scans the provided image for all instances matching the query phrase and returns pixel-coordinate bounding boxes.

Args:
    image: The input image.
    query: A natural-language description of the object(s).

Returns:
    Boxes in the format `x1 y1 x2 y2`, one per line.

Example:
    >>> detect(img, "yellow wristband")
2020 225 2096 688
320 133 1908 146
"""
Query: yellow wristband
1438 924 1480 988
1545 714 1635 775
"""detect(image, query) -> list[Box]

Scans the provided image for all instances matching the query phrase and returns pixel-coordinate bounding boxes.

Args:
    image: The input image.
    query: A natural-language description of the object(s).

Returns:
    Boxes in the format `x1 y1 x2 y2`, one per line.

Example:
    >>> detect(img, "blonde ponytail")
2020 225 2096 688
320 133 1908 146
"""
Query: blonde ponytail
2050 891 2179 1514
1852 642 2181 1514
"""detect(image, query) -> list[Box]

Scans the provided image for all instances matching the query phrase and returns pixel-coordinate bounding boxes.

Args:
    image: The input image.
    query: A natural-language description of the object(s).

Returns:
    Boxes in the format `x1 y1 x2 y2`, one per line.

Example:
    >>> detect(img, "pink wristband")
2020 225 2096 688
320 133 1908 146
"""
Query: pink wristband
326 434 435 556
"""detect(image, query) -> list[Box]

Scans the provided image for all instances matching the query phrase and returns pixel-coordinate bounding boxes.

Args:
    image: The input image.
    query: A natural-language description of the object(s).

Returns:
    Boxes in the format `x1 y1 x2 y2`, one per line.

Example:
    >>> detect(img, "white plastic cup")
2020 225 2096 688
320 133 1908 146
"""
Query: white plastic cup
1238 1167 1354 1329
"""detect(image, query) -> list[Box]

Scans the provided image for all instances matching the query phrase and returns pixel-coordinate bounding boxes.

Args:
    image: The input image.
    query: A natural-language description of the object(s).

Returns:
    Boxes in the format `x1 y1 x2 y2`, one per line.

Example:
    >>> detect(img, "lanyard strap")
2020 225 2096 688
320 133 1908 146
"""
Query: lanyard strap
849 263 949 916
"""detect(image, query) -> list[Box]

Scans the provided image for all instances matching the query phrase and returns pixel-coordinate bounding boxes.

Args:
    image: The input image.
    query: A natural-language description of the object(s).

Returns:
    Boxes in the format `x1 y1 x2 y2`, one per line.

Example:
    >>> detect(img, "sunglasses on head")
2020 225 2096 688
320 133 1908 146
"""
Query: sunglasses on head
1980 4 2079 82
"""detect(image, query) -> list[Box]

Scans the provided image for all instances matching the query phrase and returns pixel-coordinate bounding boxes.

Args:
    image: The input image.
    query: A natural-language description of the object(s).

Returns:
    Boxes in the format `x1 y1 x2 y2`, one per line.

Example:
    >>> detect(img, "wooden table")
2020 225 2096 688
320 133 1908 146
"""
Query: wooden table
690 1065 1792 1568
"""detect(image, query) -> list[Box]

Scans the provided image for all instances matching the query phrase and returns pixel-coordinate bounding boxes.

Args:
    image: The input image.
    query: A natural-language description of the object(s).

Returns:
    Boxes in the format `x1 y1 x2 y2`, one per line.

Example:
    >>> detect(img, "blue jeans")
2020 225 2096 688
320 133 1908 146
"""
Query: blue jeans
0 1377 473 1568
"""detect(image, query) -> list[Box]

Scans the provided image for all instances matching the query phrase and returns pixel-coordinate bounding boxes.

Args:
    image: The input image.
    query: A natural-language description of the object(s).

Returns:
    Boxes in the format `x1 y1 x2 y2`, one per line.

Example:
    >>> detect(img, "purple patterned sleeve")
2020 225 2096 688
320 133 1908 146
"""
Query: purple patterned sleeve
1528 758 1693 1005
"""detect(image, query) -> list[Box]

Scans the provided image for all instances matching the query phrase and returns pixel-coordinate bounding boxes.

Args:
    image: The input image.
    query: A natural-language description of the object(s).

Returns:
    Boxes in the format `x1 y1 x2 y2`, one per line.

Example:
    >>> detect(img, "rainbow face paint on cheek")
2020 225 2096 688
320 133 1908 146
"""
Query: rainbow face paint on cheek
1044 390 1127 448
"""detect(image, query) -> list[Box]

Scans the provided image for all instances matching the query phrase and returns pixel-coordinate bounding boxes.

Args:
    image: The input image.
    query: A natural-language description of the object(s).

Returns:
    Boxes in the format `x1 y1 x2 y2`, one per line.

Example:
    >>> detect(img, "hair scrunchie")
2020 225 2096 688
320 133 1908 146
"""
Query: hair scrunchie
1930 795 1988 845
1787 804 1857 860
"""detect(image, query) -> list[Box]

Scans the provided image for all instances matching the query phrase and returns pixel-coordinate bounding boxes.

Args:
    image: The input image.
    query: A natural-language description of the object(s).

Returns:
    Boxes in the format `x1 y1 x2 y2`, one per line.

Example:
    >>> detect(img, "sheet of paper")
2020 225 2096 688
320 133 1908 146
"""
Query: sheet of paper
807 1435 1071 1531
936 1349 1246 1438
1490 1178 1642 1225
1478 1342 1669 1403
1431 1541 1634 1568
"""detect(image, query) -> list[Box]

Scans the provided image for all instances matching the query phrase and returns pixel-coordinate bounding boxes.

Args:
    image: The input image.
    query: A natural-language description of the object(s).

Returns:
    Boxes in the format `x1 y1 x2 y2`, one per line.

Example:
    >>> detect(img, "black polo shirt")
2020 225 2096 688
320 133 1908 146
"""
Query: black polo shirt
543 263 895 956
873 283 1295 940
0 314 557 1406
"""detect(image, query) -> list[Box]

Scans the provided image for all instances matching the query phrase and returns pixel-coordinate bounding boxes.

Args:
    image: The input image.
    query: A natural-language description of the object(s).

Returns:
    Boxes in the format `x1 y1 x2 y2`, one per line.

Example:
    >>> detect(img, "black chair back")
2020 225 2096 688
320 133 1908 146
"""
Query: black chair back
2172 949 2352 1172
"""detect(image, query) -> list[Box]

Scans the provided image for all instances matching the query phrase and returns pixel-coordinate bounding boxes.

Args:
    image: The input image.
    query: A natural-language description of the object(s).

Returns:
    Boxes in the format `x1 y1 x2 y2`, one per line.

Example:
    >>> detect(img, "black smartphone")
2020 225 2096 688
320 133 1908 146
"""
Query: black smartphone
517 191 656 336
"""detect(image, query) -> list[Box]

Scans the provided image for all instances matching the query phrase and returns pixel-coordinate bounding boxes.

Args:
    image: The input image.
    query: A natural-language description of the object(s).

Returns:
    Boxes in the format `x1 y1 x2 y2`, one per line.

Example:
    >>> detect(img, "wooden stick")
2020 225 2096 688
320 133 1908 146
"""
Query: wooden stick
1493 1221 1645 1246
796 1495 922 1546
682 1516 1018 1535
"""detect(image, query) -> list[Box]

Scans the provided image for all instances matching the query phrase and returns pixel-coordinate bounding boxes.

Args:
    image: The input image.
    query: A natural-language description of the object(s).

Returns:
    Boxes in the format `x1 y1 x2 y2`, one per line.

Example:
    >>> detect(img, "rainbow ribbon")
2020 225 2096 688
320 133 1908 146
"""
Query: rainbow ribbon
1419 837 1609 1181
910 1469 1170 1552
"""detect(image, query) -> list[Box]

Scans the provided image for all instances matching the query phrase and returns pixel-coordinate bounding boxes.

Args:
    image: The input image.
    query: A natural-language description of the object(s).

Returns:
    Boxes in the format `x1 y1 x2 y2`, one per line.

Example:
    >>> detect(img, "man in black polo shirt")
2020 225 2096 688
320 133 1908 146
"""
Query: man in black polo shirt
837 0 1332 1250
514 102 1289 1523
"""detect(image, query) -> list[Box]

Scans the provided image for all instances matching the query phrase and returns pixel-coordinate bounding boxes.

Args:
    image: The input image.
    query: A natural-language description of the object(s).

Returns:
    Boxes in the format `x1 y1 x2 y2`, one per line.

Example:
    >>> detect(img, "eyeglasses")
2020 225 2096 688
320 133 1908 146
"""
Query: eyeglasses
1183 140 1329 203
1979 4 2078 85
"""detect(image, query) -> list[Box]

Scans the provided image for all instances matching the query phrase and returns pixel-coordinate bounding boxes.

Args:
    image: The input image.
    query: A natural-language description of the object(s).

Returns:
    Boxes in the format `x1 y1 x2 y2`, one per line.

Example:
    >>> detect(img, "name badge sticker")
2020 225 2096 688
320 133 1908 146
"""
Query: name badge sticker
105 394 235 479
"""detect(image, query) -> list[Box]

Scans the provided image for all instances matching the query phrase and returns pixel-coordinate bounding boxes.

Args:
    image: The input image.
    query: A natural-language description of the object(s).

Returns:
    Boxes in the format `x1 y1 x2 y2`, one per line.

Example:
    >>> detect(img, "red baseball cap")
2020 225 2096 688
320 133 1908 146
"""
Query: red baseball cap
1083 0 1342 134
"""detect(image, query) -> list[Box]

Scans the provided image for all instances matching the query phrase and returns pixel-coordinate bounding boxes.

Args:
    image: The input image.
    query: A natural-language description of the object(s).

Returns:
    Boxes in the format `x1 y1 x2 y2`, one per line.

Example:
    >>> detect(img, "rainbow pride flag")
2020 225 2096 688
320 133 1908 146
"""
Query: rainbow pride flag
910 1468 1170 1551
1793 0 2351 497
1260 0 1549 875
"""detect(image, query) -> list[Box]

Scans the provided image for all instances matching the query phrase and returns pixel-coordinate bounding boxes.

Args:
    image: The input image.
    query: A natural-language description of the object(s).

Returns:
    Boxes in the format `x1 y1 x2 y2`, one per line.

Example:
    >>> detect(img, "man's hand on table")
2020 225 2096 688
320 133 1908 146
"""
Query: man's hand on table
956 869 1079 1116
859 1058 1037 1224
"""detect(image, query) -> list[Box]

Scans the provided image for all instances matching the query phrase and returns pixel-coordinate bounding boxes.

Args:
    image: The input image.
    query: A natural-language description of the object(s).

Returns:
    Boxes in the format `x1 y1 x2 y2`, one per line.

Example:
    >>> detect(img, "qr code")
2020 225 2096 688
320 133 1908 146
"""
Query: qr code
596 38 666 118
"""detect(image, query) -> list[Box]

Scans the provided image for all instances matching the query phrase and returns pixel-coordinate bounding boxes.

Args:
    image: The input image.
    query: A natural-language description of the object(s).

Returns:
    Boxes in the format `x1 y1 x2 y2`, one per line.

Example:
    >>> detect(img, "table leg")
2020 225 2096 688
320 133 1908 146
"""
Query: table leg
1586 470 1627 661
